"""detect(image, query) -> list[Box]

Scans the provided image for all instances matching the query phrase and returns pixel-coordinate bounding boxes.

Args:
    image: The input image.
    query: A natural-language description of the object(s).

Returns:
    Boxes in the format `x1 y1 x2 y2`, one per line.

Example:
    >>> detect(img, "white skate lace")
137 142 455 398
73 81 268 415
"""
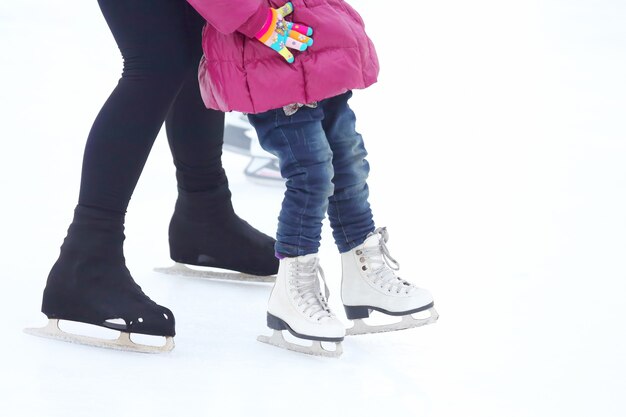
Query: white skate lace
290 257 334 321
361 228 416 295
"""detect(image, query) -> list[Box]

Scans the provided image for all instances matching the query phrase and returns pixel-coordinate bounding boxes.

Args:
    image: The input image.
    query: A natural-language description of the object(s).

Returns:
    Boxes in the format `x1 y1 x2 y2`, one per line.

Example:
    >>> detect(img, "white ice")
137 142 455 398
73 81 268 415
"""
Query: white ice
1 1 625 416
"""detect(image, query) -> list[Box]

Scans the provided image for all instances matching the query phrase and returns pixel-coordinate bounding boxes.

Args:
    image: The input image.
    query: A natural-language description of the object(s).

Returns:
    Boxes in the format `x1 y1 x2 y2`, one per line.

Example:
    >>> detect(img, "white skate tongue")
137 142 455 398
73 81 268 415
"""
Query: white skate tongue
362 228 415 293
365 228 399 270
294 255 333 320
363 232 380 248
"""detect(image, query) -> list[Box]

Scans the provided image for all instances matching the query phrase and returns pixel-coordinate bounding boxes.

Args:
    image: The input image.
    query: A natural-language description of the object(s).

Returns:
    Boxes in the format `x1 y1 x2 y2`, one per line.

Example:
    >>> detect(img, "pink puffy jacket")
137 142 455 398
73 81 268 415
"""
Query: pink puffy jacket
187 0 379 114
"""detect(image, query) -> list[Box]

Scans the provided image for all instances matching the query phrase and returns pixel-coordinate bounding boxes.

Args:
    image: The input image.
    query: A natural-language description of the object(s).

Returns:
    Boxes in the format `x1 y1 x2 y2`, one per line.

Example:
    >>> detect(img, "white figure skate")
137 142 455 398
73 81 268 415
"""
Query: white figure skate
257 254 345 357
341 228 439 335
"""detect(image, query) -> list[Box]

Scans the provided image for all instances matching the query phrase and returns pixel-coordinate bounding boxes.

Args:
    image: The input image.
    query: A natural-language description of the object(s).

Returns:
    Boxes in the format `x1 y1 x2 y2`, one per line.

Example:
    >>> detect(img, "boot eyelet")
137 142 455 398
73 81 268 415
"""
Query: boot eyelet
359 257 365 262
356 250 362 255
362 266 367 271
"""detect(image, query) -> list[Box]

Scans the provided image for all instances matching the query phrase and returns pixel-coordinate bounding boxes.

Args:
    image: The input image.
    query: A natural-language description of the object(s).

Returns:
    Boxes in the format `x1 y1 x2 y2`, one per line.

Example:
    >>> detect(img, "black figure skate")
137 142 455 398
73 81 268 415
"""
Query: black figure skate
25 206 175 353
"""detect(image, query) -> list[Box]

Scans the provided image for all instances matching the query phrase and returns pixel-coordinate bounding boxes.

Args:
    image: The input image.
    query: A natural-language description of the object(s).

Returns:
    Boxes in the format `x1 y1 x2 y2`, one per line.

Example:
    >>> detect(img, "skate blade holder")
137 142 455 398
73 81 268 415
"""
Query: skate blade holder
24 319 174 354
346 306 439 336
257 331 343 358
154 263 275 283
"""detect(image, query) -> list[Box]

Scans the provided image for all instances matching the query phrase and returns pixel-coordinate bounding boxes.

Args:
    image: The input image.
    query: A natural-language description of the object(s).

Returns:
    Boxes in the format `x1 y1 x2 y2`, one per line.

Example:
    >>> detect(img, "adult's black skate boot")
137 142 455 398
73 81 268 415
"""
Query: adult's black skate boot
28 205 175 353
168 185 278 277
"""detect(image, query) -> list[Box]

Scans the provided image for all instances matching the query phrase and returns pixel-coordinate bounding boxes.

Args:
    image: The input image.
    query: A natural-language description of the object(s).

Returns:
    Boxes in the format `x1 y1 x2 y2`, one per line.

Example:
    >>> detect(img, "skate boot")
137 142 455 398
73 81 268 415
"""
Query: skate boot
257 254 345 357
341 227 439 335
25 206 175 353
161 185 278 282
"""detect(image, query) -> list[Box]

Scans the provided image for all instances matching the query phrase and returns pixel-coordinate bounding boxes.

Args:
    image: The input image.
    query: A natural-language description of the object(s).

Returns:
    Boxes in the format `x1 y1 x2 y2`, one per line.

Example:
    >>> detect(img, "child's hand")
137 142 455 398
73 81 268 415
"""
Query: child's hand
254 2 314 64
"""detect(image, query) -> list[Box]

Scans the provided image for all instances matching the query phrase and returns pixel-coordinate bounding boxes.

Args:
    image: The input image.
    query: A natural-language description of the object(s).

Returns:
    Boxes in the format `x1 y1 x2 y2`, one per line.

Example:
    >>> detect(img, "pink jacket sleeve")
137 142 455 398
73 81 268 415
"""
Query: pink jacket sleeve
186 0 268 38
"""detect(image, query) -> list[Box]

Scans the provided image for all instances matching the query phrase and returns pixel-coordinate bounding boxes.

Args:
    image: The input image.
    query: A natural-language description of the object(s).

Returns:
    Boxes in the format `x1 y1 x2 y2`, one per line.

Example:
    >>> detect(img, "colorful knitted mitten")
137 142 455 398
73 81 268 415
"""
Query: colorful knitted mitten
255 2 314 64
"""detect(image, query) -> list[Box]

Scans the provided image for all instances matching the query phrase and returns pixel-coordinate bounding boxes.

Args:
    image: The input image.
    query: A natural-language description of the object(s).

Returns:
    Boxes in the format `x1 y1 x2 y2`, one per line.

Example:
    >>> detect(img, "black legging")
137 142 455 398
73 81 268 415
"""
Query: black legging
80 0 225 213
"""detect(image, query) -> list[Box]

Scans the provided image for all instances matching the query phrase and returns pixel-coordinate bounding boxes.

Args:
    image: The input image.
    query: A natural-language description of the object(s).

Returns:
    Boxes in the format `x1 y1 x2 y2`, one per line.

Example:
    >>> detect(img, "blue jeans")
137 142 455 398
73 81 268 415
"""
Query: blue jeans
248 91 375 256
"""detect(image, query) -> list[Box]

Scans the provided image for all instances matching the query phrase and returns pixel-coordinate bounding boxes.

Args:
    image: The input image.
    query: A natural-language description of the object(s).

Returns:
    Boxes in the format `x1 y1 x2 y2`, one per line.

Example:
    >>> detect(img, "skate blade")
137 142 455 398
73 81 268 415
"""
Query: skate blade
24 319 174 354
154 263 275 283
257 330 343 358
346 307 439 336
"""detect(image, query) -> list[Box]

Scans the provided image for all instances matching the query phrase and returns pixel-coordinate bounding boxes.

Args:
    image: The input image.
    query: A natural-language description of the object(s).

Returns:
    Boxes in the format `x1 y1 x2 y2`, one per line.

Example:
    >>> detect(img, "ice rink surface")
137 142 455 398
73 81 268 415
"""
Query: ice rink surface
1 1 625 416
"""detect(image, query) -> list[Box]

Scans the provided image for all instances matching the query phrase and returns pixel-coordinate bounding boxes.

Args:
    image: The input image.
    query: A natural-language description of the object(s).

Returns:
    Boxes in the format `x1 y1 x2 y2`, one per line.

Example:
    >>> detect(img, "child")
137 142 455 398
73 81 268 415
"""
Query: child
189 0 438 356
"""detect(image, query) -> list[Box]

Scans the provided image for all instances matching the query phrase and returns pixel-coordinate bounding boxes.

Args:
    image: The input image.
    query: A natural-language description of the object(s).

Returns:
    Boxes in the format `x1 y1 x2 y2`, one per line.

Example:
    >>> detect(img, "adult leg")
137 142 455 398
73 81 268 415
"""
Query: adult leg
164 5 227 194
79 0 195 212
164 5 277 276
42 0 200 339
